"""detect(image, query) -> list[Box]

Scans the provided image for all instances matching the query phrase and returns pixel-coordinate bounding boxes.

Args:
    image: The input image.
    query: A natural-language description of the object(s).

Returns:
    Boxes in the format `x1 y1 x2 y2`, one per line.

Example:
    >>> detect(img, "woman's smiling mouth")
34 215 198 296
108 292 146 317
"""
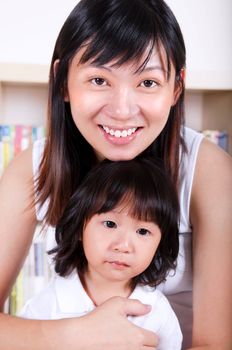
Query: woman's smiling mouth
99 125 142 144
102 126 138 138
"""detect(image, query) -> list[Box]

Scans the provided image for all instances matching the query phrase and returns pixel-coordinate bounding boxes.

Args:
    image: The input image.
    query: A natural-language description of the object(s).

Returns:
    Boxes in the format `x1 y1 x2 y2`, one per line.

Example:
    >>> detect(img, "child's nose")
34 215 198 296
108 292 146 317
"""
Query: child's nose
112 233 133 253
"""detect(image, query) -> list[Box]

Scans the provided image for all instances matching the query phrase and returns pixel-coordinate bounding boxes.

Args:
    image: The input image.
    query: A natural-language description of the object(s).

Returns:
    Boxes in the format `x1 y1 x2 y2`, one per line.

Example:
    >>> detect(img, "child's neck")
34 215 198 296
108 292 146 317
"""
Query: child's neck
80 271 133 306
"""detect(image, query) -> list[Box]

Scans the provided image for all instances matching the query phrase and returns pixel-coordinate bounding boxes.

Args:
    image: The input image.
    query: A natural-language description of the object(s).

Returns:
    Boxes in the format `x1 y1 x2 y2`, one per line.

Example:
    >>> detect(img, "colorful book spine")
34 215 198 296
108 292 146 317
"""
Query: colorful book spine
202 129 229 152
0 124 45 176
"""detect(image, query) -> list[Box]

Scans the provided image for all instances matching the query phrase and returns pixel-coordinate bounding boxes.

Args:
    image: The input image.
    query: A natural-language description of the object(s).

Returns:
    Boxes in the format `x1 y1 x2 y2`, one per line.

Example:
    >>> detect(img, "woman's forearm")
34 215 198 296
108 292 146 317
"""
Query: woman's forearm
188 346 232 350
0 298 157 350
0 313 110 350
0 313 76 350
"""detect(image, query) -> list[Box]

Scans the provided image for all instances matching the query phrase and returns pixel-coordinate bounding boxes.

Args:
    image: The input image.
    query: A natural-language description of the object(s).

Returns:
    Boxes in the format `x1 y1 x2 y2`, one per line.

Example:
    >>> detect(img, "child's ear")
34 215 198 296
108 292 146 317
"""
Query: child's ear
53 59 69 102
172 68 185 106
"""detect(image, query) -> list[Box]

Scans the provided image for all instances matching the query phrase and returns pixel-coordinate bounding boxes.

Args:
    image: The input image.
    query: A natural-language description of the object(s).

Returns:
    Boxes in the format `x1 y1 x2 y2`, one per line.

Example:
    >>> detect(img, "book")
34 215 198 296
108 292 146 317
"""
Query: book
0 124 45 176
202 129 229 152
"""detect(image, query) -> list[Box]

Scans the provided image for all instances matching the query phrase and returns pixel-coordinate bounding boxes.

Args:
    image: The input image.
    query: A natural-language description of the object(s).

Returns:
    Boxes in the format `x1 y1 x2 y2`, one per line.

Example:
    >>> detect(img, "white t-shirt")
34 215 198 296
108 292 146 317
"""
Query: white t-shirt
32 127 204 349
20 273 183 350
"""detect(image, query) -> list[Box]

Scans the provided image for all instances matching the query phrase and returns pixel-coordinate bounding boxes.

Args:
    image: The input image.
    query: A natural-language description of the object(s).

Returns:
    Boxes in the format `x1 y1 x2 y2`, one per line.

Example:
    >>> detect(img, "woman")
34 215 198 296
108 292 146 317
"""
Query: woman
0 0 231 349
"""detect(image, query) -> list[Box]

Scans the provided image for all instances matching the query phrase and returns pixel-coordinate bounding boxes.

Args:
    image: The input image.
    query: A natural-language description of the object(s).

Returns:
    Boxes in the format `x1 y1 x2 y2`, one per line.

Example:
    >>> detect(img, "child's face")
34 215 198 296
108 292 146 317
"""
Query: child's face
82 207 161 288
64 45 180 161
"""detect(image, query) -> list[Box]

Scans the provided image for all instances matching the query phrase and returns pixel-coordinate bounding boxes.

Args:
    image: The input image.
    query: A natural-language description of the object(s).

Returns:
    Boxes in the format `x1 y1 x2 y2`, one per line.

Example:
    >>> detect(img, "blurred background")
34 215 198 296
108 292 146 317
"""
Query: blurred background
0 0 231 314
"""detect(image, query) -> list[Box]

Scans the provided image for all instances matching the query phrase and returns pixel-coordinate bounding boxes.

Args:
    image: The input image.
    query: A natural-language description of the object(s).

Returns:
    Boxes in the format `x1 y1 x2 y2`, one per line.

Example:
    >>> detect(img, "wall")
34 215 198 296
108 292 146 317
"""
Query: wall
0 0 79 64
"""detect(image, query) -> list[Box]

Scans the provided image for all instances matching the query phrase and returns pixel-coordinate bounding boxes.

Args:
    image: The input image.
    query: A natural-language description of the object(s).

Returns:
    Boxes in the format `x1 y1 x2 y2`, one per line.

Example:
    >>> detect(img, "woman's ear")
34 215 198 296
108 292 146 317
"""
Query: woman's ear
53 59 69 101
53 59 60 77
172 68 185 106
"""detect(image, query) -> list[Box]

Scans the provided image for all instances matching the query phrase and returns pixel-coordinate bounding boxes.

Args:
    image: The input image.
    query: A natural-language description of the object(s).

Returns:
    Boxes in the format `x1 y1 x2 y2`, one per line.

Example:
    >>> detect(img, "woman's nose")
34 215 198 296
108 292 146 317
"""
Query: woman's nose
106 87 139 120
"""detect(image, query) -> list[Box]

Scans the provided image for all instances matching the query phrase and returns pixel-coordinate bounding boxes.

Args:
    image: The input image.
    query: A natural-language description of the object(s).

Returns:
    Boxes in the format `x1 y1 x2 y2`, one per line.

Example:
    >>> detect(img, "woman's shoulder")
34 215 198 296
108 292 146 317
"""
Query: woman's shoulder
197 135 231 163
1 137 46 183
1 145 33 185
192 137 232 198
190 135 232 236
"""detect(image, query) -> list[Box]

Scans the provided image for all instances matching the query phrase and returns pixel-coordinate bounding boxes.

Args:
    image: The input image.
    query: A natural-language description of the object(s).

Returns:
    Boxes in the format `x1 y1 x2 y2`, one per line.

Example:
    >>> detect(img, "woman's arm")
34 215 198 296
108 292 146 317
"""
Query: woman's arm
190 139 232 349
0 298 157 350
0 147 37 310
0 298 158 350
0 149 157 349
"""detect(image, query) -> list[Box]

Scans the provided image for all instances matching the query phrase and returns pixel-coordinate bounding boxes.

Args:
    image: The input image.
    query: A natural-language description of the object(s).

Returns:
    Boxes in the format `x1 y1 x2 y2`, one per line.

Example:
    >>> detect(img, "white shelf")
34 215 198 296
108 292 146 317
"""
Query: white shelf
1 63 232 91
186 70 232 91
0 63 49 84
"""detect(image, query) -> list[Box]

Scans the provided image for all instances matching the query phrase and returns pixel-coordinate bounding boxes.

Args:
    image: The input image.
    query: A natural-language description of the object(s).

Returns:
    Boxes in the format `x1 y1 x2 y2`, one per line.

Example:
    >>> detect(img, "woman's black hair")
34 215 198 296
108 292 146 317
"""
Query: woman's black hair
50 157 179 287
37 0 186 226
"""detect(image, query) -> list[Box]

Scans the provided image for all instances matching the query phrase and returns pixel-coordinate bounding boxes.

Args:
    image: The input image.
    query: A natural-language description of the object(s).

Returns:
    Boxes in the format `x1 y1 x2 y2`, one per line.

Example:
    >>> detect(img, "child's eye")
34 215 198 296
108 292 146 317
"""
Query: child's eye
136 228 151 236
140 79 157 88
103 220 117 228
91 77 107 86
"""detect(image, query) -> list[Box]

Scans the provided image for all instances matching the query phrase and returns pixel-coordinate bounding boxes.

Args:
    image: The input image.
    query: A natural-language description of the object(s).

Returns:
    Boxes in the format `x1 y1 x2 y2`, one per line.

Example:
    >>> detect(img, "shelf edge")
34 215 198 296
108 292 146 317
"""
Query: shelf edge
0 62 49 84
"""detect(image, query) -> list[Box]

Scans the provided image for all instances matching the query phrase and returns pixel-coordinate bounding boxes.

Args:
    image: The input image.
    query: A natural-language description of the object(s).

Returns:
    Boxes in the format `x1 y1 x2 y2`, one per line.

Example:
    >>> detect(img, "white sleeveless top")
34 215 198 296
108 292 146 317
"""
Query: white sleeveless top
32 127 204 349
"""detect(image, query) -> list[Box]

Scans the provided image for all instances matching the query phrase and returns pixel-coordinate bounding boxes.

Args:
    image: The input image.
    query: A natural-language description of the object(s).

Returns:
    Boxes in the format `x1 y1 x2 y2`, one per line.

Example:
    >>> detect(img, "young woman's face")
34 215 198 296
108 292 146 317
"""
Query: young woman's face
65 47 180 161
82 208 161 288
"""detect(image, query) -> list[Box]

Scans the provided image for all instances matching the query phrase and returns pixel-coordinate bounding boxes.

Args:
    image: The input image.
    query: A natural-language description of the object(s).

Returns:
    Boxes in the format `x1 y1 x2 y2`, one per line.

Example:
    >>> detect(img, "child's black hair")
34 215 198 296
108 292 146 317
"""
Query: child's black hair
50 157 179 287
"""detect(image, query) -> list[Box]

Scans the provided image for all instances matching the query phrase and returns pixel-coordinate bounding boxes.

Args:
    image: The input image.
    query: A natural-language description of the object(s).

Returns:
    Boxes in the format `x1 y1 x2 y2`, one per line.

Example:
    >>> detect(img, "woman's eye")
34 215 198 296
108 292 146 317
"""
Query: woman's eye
91 77 107 86
136 228 151 236
103 220 117 228
140 80 157 88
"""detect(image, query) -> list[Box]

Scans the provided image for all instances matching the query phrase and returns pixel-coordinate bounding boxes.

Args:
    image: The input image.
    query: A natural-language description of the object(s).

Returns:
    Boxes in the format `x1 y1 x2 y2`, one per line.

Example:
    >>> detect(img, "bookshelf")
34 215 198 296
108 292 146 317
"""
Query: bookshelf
185 90 232 154
0 0 231 315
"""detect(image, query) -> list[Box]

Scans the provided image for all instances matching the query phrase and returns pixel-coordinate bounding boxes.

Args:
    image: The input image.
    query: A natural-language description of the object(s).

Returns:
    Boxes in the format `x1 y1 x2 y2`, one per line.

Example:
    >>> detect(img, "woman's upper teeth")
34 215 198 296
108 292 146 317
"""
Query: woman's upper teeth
103 126 137 138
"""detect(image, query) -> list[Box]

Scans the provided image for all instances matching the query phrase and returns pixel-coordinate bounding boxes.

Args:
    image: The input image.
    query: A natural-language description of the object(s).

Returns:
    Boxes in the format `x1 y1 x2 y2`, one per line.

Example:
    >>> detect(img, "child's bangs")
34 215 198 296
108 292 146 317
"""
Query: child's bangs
89 181 159 225
116 190 159 223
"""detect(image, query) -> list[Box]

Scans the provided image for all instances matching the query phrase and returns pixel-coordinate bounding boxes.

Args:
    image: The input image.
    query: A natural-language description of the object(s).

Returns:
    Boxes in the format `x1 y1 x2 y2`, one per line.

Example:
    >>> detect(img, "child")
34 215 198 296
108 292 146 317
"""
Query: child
20 157 182 349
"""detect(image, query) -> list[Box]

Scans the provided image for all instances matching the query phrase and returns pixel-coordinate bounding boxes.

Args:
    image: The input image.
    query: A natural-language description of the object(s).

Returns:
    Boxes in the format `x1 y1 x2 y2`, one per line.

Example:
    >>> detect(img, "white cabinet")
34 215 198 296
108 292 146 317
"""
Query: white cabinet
166 0 232 90
0 0 79 65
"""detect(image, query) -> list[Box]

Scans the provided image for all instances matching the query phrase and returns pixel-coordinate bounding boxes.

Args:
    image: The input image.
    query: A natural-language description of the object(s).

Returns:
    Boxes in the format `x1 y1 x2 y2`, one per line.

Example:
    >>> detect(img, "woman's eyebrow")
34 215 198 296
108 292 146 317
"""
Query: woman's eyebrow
88 63 111 71
142 65 165 72
137 65 167 74
86 63 167 75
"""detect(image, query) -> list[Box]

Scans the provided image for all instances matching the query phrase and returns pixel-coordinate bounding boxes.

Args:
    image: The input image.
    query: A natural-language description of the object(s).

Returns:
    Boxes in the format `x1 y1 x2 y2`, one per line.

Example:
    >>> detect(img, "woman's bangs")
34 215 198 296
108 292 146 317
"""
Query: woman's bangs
78 1 160 68
80 32 154 70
